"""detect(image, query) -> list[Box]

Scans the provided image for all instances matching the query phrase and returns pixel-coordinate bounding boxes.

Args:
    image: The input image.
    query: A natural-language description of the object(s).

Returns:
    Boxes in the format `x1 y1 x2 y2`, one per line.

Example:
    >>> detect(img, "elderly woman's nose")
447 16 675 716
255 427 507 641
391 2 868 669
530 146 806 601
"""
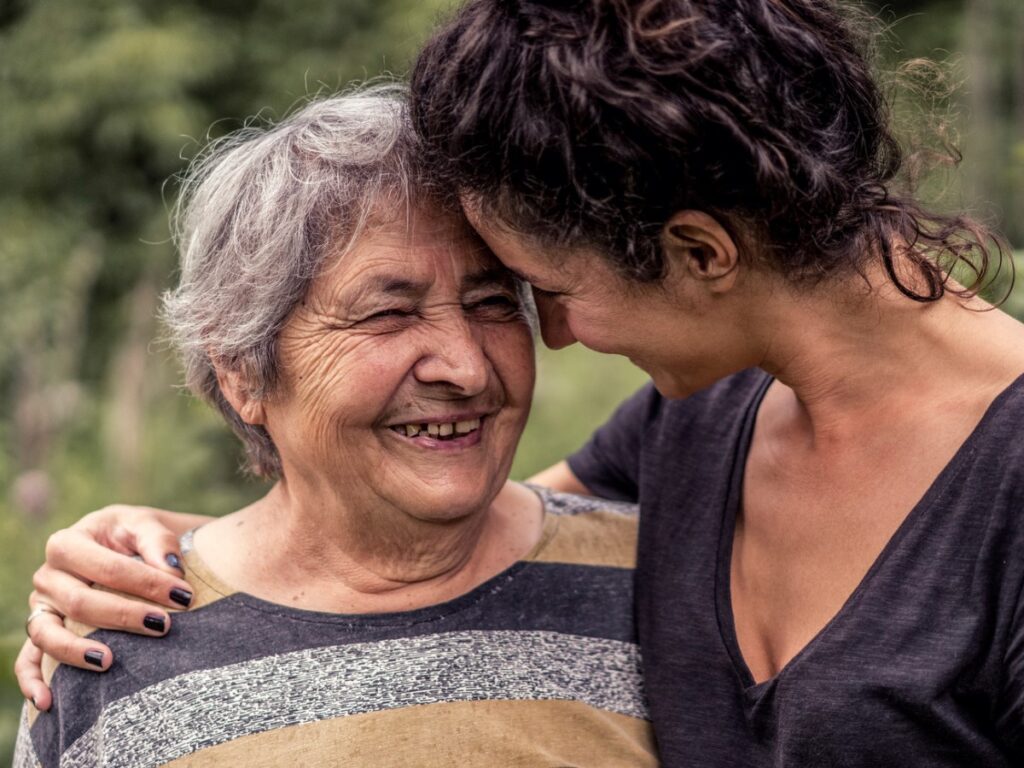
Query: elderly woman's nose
412 316 490 394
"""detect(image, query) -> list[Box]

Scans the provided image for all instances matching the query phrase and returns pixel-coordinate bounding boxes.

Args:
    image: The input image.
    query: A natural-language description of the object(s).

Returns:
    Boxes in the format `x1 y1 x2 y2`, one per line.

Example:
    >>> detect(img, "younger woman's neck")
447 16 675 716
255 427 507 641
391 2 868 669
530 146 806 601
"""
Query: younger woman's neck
755 267 1024 444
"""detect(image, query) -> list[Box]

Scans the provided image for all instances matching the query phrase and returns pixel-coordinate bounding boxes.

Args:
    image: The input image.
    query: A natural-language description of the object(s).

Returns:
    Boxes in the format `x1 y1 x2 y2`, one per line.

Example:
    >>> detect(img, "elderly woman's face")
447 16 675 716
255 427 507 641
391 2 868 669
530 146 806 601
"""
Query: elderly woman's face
262 206 534 522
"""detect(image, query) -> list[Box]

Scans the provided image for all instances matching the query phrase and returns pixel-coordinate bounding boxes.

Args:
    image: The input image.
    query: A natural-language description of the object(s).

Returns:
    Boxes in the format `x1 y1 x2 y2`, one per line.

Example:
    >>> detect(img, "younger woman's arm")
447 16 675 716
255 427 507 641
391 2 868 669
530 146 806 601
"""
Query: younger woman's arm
16 504 212 710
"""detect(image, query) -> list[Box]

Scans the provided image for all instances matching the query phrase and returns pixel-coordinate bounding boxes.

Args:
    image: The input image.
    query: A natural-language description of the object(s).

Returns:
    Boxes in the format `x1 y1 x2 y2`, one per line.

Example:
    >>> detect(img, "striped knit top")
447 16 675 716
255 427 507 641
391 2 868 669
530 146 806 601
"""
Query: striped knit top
15 488 656 767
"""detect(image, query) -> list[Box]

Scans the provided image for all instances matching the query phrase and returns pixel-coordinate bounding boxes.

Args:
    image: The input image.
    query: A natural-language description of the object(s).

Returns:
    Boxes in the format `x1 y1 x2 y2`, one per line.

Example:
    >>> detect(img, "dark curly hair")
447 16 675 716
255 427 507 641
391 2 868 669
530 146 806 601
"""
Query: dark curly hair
410 0 1007 300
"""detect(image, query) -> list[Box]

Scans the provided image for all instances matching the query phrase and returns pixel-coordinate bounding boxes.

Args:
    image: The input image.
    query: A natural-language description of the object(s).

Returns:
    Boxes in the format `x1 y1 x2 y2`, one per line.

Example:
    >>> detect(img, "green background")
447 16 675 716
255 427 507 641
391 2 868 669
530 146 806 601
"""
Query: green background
1 0 1022 760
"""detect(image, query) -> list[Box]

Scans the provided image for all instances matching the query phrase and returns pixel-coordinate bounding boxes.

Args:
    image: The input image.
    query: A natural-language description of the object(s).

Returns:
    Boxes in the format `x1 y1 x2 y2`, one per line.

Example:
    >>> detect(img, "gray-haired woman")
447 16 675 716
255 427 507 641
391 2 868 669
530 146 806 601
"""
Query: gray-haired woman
14 89 656 767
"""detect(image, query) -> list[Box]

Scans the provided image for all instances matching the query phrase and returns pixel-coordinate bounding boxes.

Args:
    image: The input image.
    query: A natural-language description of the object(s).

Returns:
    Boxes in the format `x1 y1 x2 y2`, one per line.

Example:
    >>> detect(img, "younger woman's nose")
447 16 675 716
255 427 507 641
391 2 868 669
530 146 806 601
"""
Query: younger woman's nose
533 289 577 350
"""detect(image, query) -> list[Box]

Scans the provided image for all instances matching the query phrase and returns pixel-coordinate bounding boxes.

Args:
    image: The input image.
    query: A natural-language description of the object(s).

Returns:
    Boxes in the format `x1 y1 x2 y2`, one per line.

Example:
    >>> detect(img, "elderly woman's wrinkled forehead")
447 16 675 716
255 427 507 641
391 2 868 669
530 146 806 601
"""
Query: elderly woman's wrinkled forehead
370 202 490 251
303 203 526 313
326 204 516 285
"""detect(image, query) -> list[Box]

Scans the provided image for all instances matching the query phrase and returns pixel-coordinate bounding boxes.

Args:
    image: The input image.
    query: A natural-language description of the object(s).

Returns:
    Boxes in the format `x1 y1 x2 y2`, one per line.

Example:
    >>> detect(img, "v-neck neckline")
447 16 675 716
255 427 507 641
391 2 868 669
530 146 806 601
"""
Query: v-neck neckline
714 370 1024 695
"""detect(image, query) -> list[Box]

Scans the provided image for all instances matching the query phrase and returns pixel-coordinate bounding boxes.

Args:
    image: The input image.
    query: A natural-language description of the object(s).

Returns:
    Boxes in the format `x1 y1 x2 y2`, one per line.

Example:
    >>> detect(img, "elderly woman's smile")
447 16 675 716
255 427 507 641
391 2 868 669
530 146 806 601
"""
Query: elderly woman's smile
387 418 482 442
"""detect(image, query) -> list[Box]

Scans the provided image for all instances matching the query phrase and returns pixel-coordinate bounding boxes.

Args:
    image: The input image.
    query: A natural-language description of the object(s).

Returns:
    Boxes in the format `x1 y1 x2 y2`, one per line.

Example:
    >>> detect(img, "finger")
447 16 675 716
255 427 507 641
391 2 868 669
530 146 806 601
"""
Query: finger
114 514 187 576
32 571 178 636
14 639 52 711
43 532 193 609
25 609 114 673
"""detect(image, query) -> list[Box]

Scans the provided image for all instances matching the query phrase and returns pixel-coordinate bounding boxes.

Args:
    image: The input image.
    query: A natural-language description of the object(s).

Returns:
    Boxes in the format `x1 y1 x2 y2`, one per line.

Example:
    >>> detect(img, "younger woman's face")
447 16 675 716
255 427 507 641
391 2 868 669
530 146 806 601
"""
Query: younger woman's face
463 207 759 400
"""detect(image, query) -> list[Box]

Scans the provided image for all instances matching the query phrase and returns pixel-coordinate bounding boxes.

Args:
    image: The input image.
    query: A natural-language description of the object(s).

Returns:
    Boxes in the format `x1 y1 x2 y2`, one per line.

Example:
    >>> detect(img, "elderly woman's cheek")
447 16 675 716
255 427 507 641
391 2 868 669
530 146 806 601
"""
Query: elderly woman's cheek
285 328 384 398
278 334 389 453
484 320 536 399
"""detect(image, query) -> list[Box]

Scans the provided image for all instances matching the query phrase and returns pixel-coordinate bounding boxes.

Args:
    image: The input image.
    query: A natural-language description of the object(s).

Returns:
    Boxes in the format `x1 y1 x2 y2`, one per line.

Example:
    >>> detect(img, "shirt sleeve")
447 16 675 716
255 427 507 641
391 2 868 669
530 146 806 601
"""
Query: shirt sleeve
566 382 663 504
13 704 42 768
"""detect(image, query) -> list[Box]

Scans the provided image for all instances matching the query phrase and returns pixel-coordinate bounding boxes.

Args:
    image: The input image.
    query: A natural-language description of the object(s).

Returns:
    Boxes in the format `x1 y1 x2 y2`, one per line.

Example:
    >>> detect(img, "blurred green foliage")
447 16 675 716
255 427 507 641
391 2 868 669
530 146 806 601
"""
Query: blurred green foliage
1 0 1021 761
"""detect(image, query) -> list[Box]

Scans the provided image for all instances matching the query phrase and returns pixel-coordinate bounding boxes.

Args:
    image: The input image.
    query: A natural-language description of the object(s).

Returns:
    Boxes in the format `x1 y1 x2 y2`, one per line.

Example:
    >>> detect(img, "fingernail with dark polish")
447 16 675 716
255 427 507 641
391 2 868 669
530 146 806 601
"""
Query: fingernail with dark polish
143 614 166 633
170 588 193 607
165 553 183 572
85 650 104 668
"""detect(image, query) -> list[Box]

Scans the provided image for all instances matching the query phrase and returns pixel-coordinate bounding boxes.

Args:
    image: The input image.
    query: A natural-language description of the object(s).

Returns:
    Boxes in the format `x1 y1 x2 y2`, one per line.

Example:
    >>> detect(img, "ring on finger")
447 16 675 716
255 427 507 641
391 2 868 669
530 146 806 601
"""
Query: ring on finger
25 604 65 636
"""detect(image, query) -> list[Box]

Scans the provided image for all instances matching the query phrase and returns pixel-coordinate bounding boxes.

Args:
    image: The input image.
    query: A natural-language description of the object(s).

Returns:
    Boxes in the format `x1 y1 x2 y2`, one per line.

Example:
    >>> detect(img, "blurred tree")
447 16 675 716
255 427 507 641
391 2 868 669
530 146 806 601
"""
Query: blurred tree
870 0 1023 244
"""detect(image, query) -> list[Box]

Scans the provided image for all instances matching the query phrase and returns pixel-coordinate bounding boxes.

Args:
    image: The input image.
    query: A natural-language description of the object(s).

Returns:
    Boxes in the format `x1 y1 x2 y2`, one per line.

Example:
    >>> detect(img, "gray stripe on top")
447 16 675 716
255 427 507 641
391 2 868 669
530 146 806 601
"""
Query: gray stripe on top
13 705 39 768
528 485 639 518
61 629 646 768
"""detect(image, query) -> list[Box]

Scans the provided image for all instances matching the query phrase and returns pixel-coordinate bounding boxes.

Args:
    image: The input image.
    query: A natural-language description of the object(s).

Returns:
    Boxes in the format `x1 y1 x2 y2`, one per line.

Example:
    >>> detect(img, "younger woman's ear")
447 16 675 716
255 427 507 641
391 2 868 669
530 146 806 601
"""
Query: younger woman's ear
215 367 266 426
661 210 740 292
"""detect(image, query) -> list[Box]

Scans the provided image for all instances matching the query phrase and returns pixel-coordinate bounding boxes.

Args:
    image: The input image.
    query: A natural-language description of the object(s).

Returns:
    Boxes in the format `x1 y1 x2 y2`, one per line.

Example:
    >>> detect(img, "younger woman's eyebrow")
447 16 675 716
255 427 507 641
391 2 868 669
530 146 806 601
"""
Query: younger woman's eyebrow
501 266 535 284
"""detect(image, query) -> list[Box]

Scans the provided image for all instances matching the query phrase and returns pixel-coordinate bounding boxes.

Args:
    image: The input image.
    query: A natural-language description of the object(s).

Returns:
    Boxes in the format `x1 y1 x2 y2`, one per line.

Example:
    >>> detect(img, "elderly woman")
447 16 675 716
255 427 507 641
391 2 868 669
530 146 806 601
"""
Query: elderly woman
18 0 1024 765
13 90 656 767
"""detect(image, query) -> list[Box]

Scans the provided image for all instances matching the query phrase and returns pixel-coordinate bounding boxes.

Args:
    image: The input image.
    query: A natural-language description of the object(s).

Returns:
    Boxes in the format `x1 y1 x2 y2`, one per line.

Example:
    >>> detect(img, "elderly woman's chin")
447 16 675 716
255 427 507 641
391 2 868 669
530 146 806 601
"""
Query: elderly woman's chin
357 411 528 525
264 391 530 528
368 391 533 523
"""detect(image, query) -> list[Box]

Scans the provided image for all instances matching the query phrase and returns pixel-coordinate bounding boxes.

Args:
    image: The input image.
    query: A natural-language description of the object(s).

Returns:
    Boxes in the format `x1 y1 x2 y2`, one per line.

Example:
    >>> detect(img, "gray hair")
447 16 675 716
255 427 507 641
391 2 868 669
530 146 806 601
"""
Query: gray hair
163 85 424 478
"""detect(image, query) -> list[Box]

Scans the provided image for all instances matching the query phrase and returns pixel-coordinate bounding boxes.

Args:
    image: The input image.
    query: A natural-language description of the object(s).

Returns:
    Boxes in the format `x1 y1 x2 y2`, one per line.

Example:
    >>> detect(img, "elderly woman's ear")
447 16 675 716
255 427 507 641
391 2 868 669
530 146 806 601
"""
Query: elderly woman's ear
660 210 740 291
215 366 267 426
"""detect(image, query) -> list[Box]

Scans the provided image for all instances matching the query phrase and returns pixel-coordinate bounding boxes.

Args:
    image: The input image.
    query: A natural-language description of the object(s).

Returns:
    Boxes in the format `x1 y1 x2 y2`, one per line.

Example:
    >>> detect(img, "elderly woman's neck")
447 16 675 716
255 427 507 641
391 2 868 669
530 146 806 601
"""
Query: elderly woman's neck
192 480 544 614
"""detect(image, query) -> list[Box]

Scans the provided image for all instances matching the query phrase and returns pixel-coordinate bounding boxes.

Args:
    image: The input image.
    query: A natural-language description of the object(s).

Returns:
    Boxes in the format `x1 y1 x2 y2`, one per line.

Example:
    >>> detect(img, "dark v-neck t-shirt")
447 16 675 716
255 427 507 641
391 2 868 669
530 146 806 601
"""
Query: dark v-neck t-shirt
568 368 1024 766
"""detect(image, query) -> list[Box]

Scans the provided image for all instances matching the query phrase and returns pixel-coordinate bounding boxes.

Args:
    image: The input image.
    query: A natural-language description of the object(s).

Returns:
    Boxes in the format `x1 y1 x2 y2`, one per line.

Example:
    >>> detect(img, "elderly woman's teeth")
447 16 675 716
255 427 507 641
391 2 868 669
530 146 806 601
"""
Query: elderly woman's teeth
392 418 482 440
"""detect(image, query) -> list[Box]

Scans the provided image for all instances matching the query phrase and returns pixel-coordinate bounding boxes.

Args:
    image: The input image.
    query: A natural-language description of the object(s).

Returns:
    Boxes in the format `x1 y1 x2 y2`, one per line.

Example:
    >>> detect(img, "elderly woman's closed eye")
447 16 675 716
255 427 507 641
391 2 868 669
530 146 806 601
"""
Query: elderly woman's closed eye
13 89 657 768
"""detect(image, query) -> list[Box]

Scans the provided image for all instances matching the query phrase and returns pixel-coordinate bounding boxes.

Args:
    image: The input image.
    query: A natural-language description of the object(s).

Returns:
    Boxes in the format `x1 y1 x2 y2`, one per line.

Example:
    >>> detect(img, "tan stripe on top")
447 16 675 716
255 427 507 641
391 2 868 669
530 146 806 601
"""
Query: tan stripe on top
181 544 236 608
164 698 658 768
527 508 639 569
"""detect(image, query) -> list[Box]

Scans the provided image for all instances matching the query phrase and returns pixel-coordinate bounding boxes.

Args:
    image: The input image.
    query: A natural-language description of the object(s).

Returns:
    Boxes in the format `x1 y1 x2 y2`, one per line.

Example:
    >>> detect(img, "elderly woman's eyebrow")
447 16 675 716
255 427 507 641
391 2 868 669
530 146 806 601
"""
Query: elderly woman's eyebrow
343 267 516 306
357 275 428 297
331 275 426 315
461 266 518 292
